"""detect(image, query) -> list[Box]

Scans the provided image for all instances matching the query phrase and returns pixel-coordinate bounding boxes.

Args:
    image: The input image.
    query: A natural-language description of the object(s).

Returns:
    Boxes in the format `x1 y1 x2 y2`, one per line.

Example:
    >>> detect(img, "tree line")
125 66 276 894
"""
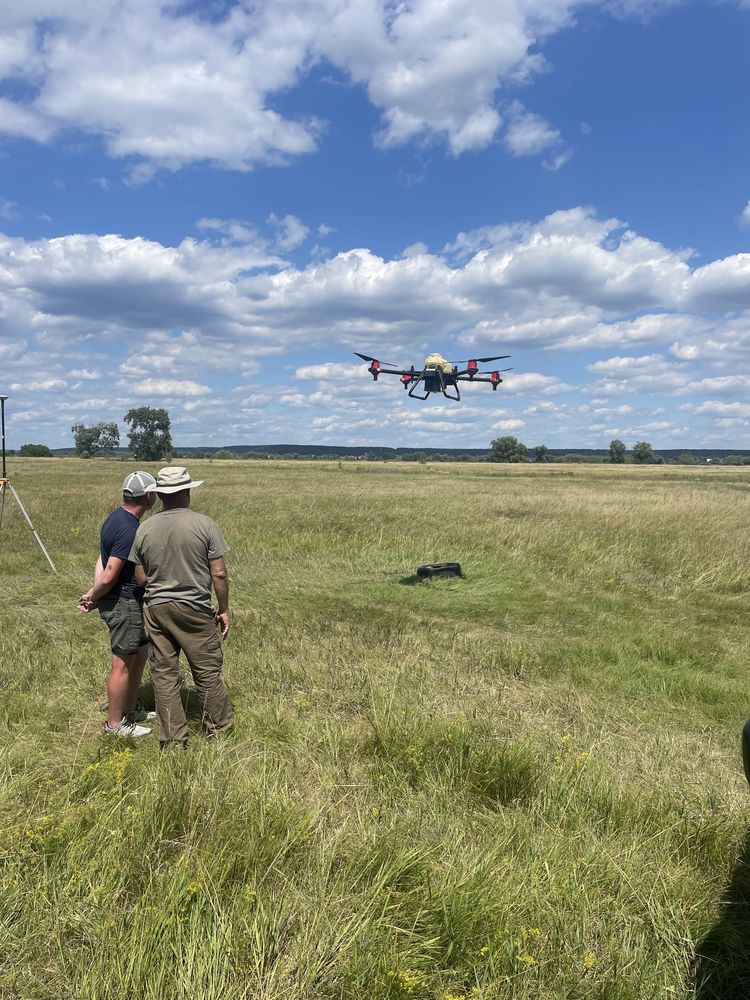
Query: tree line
488 436 726 464
21 408 174 460
67 407 173 460
14 412 747 466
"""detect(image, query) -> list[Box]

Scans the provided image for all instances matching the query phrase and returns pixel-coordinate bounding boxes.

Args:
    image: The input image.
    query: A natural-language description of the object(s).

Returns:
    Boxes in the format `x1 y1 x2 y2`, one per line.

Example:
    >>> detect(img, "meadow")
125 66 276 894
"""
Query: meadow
2 457 750 999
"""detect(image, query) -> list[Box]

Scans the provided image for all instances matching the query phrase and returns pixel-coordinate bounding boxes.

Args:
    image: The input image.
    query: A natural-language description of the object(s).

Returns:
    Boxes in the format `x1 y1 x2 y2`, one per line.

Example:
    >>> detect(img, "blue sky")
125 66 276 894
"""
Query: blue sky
2 0 750 450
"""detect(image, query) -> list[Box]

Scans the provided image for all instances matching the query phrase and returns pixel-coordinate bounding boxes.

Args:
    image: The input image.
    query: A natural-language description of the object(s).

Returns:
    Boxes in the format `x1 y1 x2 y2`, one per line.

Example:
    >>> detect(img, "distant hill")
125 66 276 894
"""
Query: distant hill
47 444 750 460
178 445 750 460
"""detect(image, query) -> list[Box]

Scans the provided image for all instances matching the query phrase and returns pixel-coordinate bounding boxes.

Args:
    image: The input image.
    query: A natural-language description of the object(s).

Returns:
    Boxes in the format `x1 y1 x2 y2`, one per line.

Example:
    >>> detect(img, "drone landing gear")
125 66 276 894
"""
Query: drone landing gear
406 372 461 401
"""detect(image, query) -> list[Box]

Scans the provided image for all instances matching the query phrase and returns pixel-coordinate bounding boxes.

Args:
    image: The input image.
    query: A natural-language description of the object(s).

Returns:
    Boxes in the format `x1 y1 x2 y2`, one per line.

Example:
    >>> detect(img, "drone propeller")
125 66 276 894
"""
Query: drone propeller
354 352 398 366
454 355 511 364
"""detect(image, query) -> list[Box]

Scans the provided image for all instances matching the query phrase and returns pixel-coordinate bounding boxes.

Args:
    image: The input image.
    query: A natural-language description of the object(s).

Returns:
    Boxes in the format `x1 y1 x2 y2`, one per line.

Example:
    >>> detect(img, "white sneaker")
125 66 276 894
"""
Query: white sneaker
104 718 152 738
127 704 157 723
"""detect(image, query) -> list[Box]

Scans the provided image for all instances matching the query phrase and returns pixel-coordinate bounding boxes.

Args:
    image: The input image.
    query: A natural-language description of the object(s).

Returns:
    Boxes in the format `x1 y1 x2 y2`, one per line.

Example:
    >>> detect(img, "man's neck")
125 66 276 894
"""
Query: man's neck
162 493 191 511
122 503 146 521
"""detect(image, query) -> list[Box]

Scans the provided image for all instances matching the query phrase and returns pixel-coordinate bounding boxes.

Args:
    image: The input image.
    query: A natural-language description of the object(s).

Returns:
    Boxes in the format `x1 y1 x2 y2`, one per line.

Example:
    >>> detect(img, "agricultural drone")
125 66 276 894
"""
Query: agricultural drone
354 352 511 401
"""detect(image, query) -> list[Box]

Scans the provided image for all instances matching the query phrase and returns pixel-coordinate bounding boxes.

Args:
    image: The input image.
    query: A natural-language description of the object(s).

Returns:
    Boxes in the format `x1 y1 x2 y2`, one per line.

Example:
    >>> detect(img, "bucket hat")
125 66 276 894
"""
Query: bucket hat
152 466 203 494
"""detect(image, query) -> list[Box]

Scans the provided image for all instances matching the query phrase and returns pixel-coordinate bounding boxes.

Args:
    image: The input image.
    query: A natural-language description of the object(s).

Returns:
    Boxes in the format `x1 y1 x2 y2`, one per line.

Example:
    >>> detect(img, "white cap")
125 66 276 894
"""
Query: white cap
122 470 157 498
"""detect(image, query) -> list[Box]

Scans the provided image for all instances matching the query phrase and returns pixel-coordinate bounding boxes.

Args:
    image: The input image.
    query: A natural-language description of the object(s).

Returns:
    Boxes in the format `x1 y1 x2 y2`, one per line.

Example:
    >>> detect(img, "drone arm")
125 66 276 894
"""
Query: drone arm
456 373 504 390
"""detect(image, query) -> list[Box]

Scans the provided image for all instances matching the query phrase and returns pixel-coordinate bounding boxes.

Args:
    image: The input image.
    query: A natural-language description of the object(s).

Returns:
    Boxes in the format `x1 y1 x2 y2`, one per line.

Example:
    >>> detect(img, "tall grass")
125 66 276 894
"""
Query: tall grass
1 458 749 997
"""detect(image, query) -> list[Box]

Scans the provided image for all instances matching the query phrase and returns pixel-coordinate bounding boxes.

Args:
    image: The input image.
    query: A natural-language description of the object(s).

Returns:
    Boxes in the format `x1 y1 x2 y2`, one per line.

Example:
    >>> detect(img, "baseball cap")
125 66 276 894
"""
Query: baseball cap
122 471 157 498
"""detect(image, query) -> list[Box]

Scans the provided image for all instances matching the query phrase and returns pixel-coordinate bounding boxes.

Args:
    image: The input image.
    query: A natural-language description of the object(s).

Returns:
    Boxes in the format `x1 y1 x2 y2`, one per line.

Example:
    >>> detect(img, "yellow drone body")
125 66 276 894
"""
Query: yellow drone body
423 353 453 373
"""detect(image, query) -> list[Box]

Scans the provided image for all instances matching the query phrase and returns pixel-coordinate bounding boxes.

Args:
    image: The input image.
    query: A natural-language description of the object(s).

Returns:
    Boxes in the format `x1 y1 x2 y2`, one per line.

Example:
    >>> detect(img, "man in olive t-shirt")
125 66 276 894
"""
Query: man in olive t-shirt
129 466 235 746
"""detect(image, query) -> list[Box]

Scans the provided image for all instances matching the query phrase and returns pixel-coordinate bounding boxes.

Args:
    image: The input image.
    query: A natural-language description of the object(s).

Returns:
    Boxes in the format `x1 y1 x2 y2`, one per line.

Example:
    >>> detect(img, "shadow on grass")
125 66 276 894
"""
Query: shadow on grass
694 827 750 999
138 679 203 720
398 574 466 586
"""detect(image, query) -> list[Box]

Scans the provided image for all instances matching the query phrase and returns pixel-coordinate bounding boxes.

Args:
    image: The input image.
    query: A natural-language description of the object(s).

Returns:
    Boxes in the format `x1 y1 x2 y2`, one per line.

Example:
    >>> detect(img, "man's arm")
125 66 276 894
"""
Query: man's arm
134 564 148 588
210 556 230 640
78 556 126 610
77 557 104 612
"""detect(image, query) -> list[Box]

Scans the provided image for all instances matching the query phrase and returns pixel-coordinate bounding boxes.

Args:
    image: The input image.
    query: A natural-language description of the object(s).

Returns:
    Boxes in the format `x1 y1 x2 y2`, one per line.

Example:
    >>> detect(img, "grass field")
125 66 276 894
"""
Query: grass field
2 457 750 999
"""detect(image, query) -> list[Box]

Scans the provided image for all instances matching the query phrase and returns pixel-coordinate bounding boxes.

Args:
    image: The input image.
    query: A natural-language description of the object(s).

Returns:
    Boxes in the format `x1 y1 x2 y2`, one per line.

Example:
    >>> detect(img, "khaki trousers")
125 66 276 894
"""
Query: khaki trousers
144 601 235 745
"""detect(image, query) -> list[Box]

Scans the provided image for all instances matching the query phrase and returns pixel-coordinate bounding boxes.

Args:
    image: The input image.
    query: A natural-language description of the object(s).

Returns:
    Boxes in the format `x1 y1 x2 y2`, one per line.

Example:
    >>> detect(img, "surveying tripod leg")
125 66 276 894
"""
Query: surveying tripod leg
0 480 5 532
8 483 57 573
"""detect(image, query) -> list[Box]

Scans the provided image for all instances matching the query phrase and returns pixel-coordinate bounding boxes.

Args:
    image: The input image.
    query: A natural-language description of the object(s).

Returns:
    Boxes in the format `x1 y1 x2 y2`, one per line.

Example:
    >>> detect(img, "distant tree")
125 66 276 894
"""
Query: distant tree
124 407 172 461
608 439 626 464
71 421 120 457
19 443 53 457
677 452 698 465
532 444 549 463
632 441 655 464
489 436 527 463
214 449 234 460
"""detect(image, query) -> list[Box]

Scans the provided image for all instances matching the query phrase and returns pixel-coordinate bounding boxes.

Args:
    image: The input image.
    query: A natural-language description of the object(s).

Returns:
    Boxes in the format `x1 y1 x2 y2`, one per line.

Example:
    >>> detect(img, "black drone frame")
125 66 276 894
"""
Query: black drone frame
354 353 511 401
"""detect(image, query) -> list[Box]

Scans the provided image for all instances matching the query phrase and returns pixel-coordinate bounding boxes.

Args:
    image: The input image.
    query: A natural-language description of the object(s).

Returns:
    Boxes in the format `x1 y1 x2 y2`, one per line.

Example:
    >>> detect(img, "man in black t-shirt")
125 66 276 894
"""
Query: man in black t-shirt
78 471 157 737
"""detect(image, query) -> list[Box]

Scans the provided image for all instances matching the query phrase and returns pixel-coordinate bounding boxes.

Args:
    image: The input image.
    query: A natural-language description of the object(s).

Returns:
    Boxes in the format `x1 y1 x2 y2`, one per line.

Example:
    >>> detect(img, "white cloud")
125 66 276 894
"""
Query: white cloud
7 205 750 447
268 213 310 252
586 354 670 374
0 0 689 176
738 201 750 228
715 417 747 428
677 374 750 396
502 373 573 395
119 378 212 397
492 418 525 430
0 97 54 142
3 208 749 379
10 378 67 391
504 101 563 158
690 400 750 418
544 149 573 172
296 363 362 381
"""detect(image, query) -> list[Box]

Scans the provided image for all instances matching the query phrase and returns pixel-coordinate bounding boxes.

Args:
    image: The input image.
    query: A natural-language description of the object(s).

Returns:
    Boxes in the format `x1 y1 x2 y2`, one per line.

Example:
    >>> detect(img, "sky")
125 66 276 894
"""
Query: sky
2 0 750 451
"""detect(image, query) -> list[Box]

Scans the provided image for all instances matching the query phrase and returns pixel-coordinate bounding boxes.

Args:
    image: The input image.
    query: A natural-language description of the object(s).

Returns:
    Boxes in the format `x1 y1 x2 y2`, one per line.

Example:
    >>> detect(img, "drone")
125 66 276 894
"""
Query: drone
354 352 512 401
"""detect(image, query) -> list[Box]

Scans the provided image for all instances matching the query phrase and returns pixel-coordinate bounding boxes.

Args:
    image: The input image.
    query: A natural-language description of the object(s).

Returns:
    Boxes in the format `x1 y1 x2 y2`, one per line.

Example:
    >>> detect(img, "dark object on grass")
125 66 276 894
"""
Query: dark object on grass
416 562 462 579
742 720 750 787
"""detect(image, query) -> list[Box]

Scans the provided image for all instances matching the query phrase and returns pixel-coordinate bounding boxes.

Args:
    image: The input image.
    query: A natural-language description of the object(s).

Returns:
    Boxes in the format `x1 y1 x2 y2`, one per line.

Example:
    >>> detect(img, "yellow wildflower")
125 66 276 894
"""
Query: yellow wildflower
388 969 427 994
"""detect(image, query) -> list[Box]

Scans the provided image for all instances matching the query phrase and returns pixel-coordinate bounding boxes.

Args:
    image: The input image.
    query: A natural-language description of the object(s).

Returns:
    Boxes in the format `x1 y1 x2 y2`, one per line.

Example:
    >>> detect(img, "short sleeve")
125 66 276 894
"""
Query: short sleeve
206 519 229 561
128 527 143 565
110 521 136 562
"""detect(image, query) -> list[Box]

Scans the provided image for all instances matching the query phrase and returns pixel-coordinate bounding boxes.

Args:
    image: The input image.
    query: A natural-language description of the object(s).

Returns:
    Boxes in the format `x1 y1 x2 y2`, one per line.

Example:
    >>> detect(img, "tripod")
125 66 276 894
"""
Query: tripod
0 395 57 573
